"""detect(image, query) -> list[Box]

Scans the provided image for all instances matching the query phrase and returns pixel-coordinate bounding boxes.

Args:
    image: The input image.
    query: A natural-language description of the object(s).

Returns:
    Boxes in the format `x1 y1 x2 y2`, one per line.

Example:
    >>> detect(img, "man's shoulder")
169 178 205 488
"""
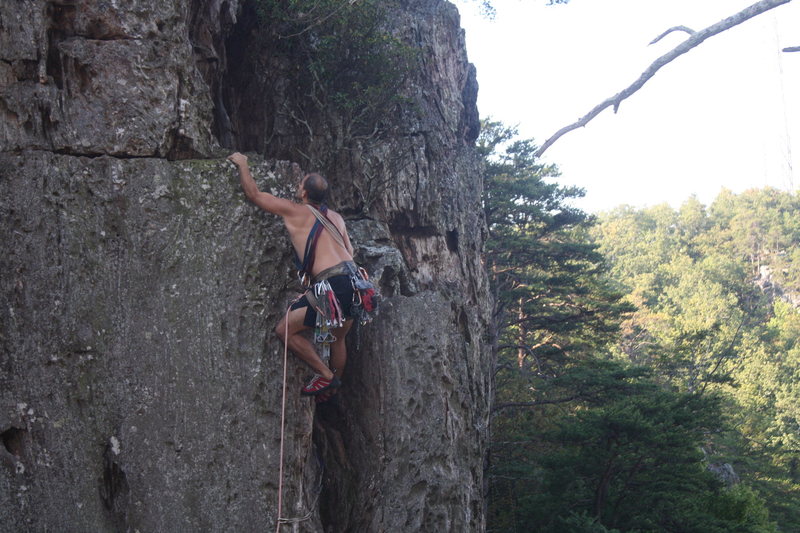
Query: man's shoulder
325 207 342 218
283 201 314 219
325 208 348 226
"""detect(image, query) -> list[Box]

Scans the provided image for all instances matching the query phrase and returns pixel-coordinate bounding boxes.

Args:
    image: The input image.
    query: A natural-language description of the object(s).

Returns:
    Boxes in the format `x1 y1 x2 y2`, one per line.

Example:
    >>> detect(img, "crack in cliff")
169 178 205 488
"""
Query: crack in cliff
71 35 141 42
165 75 190 160
53 149 159 160
99 442 130 527
0 148 184 161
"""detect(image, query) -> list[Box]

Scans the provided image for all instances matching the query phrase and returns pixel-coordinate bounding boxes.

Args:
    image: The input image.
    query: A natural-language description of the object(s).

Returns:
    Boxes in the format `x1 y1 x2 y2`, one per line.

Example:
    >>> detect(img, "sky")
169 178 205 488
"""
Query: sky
453 0 800 213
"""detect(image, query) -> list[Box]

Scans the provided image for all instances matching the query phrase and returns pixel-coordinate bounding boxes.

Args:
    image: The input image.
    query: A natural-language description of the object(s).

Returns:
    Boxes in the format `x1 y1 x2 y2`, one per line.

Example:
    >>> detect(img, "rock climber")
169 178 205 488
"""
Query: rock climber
228 152 356 397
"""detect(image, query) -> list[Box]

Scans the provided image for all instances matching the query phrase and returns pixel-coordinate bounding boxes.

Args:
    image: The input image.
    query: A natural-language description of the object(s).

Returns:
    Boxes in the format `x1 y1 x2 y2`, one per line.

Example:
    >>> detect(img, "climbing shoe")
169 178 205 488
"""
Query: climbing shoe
301 374 341 396
315 388 339 404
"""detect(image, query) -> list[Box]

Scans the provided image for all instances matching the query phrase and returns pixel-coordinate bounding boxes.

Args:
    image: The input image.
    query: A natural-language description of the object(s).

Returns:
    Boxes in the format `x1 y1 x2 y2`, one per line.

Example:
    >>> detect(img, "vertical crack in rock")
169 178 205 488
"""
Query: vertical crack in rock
44 3 75 91
219 1 272 154
188 0 237 149
173 0 239 159
99 441 130 527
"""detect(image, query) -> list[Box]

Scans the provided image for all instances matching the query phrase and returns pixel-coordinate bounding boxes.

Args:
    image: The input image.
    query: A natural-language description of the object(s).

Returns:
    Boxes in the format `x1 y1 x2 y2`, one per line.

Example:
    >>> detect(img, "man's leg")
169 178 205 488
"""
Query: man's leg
275 307 335 380
313 319 353 403
330 319 353 380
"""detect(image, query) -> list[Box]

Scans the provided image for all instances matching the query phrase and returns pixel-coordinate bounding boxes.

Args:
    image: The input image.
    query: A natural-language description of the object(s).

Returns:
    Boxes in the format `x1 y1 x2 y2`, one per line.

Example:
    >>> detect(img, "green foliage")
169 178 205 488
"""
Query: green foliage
591 189 800 530
482 123 792 531
490 360 776 532
707 485 775 532
478 121 774 532
480 119 630 377
592 199 771 390
706 188 800 287
253 0 416 163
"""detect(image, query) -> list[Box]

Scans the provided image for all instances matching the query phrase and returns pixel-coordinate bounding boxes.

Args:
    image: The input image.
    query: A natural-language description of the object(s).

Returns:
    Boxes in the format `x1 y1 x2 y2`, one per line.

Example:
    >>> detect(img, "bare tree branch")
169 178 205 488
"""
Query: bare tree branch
649 25 695 45
784 46 800 52
535 0 795 158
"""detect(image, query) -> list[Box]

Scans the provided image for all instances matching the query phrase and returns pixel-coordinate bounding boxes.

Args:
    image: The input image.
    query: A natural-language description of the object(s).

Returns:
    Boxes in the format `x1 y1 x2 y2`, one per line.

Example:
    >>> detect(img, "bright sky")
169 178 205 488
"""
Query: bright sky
454 0 800 213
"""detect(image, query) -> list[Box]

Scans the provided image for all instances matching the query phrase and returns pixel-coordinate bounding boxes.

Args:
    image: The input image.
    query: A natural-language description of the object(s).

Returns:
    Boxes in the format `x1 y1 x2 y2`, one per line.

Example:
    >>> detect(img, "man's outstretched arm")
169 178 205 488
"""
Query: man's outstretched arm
228 152 295 217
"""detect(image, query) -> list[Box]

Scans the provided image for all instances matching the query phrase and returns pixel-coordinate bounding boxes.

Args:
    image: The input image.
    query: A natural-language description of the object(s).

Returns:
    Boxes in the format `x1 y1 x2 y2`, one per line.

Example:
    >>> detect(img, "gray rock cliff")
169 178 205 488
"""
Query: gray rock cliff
0 1 490 531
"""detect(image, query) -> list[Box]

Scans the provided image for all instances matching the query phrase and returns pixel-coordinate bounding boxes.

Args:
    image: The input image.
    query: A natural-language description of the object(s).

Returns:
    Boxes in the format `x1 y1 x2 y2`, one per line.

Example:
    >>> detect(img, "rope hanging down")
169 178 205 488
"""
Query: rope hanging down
276 304 291 533
275 297 334 531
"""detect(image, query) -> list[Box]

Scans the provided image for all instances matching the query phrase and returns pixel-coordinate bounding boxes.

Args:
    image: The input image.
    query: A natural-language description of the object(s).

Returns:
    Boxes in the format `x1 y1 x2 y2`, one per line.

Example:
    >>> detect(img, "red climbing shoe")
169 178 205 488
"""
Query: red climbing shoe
315 388 339 404
301 374 341 396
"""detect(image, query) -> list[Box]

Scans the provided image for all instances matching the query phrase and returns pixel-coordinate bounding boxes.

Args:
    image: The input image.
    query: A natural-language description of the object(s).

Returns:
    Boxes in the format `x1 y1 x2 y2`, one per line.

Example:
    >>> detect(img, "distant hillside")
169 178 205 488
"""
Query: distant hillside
592 187 800 529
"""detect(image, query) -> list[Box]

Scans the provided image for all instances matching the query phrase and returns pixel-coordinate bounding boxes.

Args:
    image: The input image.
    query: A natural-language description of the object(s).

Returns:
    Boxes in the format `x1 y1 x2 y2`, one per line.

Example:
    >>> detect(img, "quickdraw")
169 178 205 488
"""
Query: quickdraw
350 267 380 325
310 279 344 364
312 280 344 328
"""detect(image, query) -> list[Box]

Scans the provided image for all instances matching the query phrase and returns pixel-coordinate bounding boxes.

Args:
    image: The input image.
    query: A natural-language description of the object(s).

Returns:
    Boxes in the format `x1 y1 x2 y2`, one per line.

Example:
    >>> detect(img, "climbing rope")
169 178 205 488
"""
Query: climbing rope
276 303 291 533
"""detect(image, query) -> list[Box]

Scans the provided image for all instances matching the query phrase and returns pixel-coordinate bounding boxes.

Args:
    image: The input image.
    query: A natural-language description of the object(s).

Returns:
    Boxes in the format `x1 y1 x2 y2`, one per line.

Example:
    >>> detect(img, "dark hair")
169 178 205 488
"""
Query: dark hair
303 173 329 204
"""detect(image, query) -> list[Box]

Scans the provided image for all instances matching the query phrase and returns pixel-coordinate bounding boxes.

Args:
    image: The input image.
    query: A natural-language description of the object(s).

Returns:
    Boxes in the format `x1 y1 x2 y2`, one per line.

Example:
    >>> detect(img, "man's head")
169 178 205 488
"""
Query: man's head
299 172 329 205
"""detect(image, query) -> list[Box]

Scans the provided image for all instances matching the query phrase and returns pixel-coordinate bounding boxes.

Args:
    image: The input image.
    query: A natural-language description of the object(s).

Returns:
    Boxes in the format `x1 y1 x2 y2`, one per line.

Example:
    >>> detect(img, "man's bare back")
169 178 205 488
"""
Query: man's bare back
228 151 355 397
284 205 354 277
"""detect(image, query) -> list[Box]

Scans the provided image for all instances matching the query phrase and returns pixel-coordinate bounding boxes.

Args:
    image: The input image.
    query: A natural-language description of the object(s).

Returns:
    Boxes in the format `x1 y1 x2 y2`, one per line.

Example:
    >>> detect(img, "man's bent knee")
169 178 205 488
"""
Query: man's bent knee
275 320 287 341
277 307 310 340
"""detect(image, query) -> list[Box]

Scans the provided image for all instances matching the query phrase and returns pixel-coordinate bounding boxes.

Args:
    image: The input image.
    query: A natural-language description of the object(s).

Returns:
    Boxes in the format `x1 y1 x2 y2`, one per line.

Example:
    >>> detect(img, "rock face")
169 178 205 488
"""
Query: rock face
0 1 490 531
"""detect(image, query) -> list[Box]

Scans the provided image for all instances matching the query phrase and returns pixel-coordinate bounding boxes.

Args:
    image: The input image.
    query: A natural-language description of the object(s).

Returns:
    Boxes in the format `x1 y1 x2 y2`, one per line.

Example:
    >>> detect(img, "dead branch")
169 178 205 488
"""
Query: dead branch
535 0 795 158
784 46 800 52
649 25 695 45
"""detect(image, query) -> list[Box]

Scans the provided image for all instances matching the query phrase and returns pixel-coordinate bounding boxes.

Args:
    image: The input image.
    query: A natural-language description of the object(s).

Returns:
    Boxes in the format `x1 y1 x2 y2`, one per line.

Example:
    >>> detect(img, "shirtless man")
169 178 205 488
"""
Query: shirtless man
228 152 355 396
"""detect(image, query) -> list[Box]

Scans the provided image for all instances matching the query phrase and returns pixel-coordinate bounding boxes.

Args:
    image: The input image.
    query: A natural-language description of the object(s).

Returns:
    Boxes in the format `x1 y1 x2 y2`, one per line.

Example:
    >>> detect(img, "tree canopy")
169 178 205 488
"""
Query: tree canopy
481 120 795 531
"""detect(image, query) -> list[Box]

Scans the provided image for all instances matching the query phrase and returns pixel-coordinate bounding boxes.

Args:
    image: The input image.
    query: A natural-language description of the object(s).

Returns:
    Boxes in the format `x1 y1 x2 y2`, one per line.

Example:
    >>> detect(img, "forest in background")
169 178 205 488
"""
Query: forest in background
482 119 800 532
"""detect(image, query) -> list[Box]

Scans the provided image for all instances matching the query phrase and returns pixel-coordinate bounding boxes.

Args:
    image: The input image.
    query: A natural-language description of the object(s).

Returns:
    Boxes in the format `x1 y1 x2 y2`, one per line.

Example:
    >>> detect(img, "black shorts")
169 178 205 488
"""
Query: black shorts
290 274 355 328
